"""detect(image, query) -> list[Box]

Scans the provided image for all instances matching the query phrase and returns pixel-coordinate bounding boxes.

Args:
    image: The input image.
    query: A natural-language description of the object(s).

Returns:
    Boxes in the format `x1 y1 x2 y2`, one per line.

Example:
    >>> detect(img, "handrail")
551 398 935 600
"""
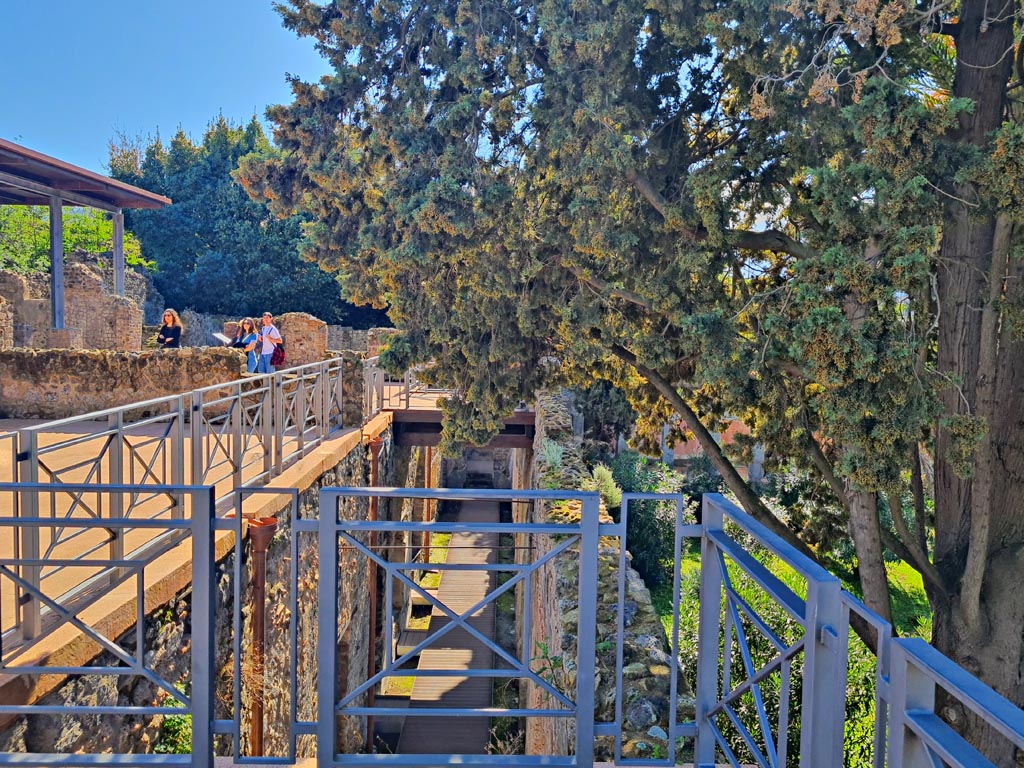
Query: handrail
7 357 357 639
1 480 1023 765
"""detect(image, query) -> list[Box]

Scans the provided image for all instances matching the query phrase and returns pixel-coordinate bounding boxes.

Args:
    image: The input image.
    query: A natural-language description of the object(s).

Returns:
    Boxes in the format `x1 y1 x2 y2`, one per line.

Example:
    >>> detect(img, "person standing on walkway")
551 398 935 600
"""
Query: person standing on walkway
236 317 260 373
256 312 282 373
157 309 183 349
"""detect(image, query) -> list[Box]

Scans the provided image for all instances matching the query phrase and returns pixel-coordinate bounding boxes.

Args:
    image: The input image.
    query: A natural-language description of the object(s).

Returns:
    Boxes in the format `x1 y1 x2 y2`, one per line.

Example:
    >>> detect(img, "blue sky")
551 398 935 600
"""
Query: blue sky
0 1 331 173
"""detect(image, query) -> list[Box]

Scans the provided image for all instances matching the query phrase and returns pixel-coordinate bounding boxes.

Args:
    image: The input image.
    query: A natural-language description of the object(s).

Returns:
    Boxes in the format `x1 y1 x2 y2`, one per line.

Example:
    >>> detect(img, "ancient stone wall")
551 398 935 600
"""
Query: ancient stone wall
275 312 327 368
64 263 143 350
253 436 385 757
366 327 399 358
0 295 12 352
0 255 150 351
0 348 246 419
327 326 370 352
524 393 679 761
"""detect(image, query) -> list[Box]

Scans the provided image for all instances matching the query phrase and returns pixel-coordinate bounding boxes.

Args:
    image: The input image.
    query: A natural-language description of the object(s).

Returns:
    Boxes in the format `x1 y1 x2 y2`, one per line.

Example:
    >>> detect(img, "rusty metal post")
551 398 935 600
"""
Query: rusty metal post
366 437 384 751
249 517 278 757
423 446 433 563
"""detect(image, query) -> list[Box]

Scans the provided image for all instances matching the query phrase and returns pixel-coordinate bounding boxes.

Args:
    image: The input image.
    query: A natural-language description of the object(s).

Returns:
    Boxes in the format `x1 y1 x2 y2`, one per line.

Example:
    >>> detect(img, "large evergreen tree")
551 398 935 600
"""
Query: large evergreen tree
239 2 1024 757
109 116 388 326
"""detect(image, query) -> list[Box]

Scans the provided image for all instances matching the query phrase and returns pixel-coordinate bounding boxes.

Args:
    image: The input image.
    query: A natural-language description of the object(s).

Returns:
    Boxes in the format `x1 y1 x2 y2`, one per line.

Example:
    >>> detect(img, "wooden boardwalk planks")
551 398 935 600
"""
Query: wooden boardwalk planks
397 499 500 755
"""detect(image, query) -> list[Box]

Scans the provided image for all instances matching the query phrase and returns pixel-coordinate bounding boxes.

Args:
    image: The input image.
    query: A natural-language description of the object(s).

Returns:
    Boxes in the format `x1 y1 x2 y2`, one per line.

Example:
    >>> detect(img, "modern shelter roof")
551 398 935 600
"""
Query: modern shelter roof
0 138 171 212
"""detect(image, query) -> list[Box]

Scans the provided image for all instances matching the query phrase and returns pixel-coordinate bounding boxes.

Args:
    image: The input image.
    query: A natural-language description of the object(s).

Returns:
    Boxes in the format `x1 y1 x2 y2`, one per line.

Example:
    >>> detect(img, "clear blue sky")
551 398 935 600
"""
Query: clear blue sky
0 1 331 174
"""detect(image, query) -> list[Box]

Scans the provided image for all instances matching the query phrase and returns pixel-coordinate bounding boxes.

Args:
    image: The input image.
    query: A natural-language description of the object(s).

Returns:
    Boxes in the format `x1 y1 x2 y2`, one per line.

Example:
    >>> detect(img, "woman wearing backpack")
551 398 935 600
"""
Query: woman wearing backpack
256 312 282 373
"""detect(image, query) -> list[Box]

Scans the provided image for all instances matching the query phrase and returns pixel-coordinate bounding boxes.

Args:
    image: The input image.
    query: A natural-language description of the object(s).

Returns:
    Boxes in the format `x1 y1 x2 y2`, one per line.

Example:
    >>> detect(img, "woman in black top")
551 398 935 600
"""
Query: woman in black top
157 309 183 349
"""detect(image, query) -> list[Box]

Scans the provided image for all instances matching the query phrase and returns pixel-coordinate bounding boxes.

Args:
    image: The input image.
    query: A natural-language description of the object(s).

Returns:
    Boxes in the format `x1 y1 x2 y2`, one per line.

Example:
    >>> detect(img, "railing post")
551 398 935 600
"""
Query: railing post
171 395 186 518
695 495 725 765
191 486 216 768
318 489 340 765
800 568 844 766
273 371 285 476
296 374 307 454
106 411 126 584
404 369 412 409
16 430 41 639
261 379 274 480
191 390 206 488
317 361 330 440
231 385 244 489
888 640 935 768
575 492 600 768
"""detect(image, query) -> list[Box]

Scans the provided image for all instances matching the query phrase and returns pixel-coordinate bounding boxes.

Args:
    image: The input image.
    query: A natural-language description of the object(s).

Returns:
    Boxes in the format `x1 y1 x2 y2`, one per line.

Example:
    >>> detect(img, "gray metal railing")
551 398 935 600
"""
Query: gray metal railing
363 358 447 415
0 483 1022 766
7 358 353 640
0 482 217 767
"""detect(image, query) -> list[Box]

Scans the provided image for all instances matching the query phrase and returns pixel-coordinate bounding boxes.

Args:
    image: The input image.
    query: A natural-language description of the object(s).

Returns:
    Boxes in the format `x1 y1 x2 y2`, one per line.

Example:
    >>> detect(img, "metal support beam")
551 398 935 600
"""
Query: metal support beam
49 195 65 330
113 210 125 296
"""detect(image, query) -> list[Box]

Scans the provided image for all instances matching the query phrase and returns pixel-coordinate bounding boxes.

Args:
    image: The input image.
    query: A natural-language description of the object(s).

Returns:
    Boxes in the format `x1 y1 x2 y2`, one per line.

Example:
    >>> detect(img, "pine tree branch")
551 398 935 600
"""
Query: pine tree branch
887 492 949 598
605 342 819 560
622 167 818 260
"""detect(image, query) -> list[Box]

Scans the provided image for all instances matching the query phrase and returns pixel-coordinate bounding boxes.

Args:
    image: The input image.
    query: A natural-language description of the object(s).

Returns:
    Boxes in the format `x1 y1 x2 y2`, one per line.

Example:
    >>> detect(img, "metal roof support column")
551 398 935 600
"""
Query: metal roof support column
48 195 65 329
113 209 125 296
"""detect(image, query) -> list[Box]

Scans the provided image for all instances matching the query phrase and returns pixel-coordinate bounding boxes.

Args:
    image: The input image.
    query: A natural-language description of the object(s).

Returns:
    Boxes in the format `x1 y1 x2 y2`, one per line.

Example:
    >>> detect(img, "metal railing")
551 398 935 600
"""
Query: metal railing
0 483 1022 766
6 358 354 640
0 482 217 767
363 358 448 415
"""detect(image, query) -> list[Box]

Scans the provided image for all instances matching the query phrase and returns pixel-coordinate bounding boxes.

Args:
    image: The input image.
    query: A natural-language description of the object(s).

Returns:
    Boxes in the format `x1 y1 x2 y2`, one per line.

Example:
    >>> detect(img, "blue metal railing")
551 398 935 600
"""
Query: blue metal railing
6 358 355 639
0 483 1021 766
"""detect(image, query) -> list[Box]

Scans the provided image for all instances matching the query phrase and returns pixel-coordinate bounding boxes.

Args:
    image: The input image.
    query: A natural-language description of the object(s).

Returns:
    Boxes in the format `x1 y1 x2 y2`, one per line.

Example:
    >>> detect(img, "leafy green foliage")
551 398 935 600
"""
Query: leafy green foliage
0 206 147 273
109 118 389 327
245 0 1024 715
580 464 622 512
154 683 191 754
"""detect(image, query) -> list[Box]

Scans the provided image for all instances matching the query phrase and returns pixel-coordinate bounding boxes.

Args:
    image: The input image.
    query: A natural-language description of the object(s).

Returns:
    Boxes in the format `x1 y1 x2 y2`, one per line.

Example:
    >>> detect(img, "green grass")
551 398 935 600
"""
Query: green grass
381 675 416 696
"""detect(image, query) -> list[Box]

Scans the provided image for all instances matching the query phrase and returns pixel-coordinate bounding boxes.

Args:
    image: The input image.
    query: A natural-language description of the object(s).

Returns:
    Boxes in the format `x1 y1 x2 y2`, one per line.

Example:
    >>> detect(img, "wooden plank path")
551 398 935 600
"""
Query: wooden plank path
397 499 499 755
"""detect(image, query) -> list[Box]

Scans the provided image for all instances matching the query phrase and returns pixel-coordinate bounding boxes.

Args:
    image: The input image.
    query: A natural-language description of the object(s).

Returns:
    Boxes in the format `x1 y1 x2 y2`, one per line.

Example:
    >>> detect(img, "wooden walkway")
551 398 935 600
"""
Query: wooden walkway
397 499 499 755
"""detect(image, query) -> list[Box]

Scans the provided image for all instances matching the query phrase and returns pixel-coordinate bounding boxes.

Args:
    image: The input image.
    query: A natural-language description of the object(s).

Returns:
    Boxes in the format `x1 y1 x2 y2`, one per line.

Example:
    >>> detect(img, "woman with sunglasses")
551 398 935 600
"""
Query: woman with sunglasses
157 309 183 349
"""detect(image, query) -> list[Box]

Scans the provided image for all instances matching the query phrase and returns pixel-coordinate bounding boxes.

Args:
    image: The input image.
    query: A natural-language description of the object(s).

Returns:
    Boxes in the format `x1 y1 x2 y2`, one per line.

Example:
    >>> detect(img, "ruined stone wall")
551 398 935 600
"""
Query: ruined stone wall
275 312 327 368
0 295 12 352
366 327 398 358
0 348 245 419
0 255 149 351
0 272 49 347
64 263 143 351
327 326 369 352
524 393 679 761
254 437 384 757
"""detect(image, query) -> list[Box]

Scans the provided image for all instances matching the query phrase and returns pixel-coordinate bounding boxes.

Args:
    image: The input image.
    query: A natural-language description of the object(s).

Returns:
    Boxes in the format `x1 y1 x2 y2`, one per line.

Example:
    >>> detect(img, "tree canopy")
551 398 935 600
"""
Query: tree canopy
109 116 389 327
0 206 146 273
240 1 1024 757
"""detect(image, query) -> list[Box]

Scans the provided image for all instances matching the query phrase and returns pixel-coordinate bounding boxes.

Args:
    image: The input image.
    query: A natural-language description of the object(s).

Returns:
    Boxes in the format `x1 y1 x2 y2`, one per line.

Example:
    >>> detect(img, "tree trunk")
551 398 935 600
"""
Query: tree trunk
932 0 1024 761
844 486 893 623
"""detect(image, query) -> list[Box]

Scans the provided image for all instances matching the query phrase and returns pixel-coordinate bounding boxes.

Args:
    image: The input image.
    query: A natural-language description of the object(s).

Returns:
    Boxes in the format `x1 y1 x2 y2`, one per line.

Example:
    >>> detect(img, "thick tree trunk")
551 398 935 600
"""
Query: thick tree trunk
932 0 1024 761
844 486 893 623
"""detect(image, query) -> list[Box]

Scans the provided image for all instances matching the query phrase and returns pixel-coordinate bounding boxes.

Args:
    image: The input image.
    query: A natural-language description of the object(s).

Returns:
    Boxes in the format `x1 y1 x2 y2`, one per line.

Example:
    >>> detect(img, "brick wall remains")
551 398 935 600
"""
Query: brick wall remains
0 295 12 351
327 325 370 352
524 393 681 761
276 312 327 368
0 348 246 419
0 255 145 351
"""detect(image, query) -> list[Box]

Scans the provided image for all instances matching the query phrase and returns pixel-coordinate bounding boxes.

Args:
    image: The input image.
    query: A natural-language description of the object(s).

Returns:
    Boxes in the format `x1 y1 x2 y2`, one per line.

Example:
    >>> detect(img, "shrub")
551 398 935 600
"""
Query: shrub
581 464 622 512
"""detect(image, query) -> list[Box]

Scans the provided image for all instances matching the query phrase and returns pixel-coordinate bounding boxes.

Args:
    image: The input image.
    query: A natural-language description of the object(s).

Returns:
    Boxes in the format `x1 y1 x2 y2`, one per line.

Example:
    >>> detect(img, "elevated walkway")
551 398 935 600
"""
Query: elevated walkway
397 499 499 755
